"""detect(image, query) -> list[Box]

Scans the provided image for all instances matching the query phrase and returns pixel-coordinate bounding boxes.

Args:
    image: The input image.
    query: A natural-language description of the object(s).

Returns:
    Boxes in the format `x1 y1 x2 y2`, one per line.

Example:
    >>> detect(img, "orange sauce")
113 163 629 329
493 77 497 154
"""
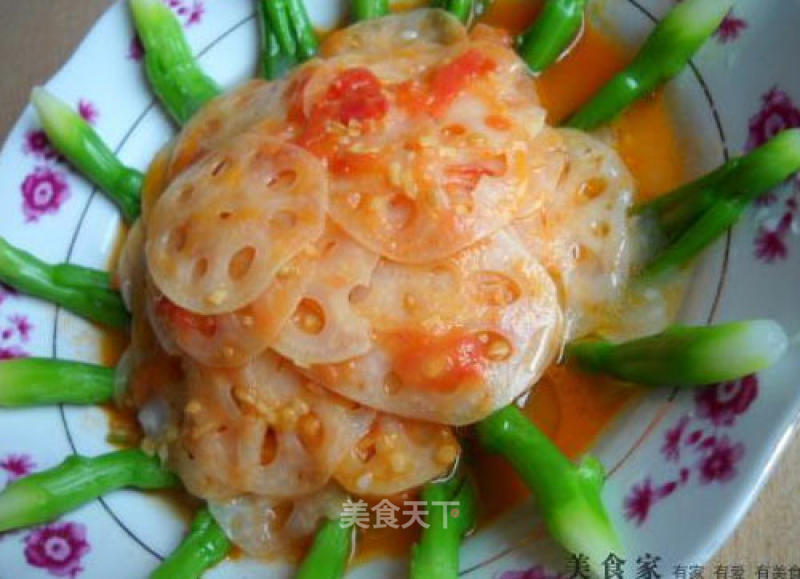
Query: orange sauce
482 0 543 35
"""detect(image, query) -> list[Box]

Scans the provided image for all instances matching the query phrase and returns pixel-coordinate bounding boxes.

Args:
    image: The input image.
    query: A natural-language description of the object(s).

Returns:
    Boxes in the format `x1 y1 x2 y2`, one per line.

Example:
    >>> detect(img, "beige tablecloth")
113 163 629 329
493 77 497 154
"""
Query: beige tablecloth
0 0 796 572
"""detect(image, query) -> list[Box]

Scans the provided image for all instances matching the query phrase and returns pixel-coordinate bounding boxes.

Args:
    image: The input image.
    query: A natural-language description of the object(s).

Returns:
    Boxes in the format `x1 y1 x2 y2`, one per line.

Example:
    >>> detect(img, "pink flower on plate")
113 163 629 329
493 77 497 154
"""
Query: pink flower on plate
23 130 60 161
695 375 759 427
0 345 29 360
128 36 145 61
755 211 794 263
0 453 35 482
9 315 33 342
715 11 747 43
624 478 655 526
21 167 70 222
698 436 745 484
185 1 205 26
77 100 98 125
24 522 91 578
746 87 800 151
661 415 690 462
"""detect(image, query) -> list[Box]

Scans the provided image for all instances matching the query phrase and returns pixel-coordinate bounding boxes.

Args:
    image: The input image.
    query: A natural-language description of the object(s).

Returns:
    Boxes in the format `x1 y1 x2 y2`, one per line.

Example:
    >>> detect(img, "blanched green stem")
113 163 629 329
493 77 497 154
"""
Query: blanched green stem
295 516 352 579
410 473 477 579
433 0 475 24
150 508 231 579
642 196 747 279
0 358 113 407
31 88 142 222
0 237 129 329
264 0 298 57
640 129 800 240
0 450 179 533
351 0 390 21
258 1 298 80
287 0 319 61
567 320 788 387
638 129 800 277
566 0 733 129
129 0 221 124
517 0 586 73
258 0 318 79
476 406 619 573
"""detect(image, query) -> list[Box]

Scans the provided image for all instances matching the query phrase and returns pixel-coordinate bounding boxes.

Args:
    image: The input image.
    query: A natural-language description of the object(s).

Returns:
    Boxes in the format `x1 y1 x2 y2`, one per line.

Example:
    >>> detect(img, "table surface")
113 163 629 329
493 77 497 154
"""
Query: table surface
0 0 798 574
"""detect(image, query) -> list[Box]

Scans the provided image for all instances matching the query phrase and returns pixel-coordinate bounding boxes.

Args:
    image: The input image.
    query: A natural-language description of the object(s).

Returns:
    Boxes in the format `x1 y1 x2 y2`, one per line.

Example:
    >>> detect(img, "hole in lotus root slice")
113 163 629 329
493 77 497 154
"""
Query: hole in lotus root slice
322 9 468 59
168 79 291 179
171 351 374 501
273 227 379 366
209 484 347 558
147 250 318 368
334 414 459 496
514 129 635 341
305 230 564 425
147 134 328 315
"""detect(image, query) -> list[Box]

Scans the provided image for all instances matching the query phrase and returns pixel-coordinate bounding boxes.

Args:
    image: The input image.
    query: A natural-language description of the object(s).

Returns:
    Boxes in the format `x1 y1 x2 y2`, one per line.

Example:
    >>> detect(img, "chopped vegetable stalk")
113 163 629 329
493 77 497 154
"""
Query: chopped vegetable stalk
150 508 231 579
433 0 475 24
31 88 142 222
641 129 800 239
566 0 733 130
258 0 318 79
0 450 179 533
295 516 353 579
638 130 800 277
517 0 586 73
641 196 747 279
567 320 788 386
0 358 114 407
129 0 221 124
476 406 620 573
410 472 477 579
0 237 129 329
286 0 319 61
351 0 390 21
257 0 299 80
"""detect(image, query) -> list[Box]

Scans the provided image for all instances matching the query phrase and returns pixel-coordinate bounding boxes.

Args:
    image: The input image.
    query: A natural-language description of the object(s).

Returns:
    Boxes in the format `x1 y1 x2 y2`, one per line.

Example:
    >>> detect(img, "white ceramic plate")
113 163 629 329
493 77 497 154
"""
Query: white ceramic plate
1 1 799 577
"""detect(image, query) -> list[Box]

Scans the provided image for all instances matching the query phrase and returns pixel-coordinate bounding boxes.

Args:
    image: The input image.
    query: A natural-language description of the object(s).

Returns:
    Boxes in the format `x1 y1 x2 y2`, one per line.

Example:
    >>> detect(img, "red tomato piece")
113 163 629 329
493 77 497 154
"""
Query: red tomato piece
325 68 389 125
429 49 496 115
387 330 488 392
156 297 217 337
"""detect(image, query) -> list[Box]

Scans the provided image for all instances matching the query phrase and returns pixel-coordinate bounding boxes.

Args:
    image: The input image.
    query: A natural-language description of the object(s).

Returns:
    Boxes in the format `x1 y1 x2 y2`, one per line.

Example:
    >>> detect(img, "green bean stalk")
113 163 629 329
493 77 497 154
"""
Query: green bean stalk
0 450 179 533
517 0 586 73
638 129 800 278
31 88 142 222
568 320 788 387
258 0 318 79
476 406 620 573
150 508 231 579
0 358 114 407
566 0 733 130
295 515 353 579
410 472 477 579
0 237 129 328
351 0 390 21
129 0 221 124
257 1 297 80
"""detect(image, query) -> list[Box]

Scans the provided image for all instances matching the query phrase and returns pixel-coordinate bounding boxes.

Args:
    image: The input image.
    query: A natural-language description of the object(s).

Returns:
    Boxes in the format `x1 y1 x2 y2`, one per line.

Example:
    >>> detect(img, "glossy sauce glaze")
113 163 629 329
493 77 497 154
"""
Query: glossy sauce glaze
100 0 685 563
